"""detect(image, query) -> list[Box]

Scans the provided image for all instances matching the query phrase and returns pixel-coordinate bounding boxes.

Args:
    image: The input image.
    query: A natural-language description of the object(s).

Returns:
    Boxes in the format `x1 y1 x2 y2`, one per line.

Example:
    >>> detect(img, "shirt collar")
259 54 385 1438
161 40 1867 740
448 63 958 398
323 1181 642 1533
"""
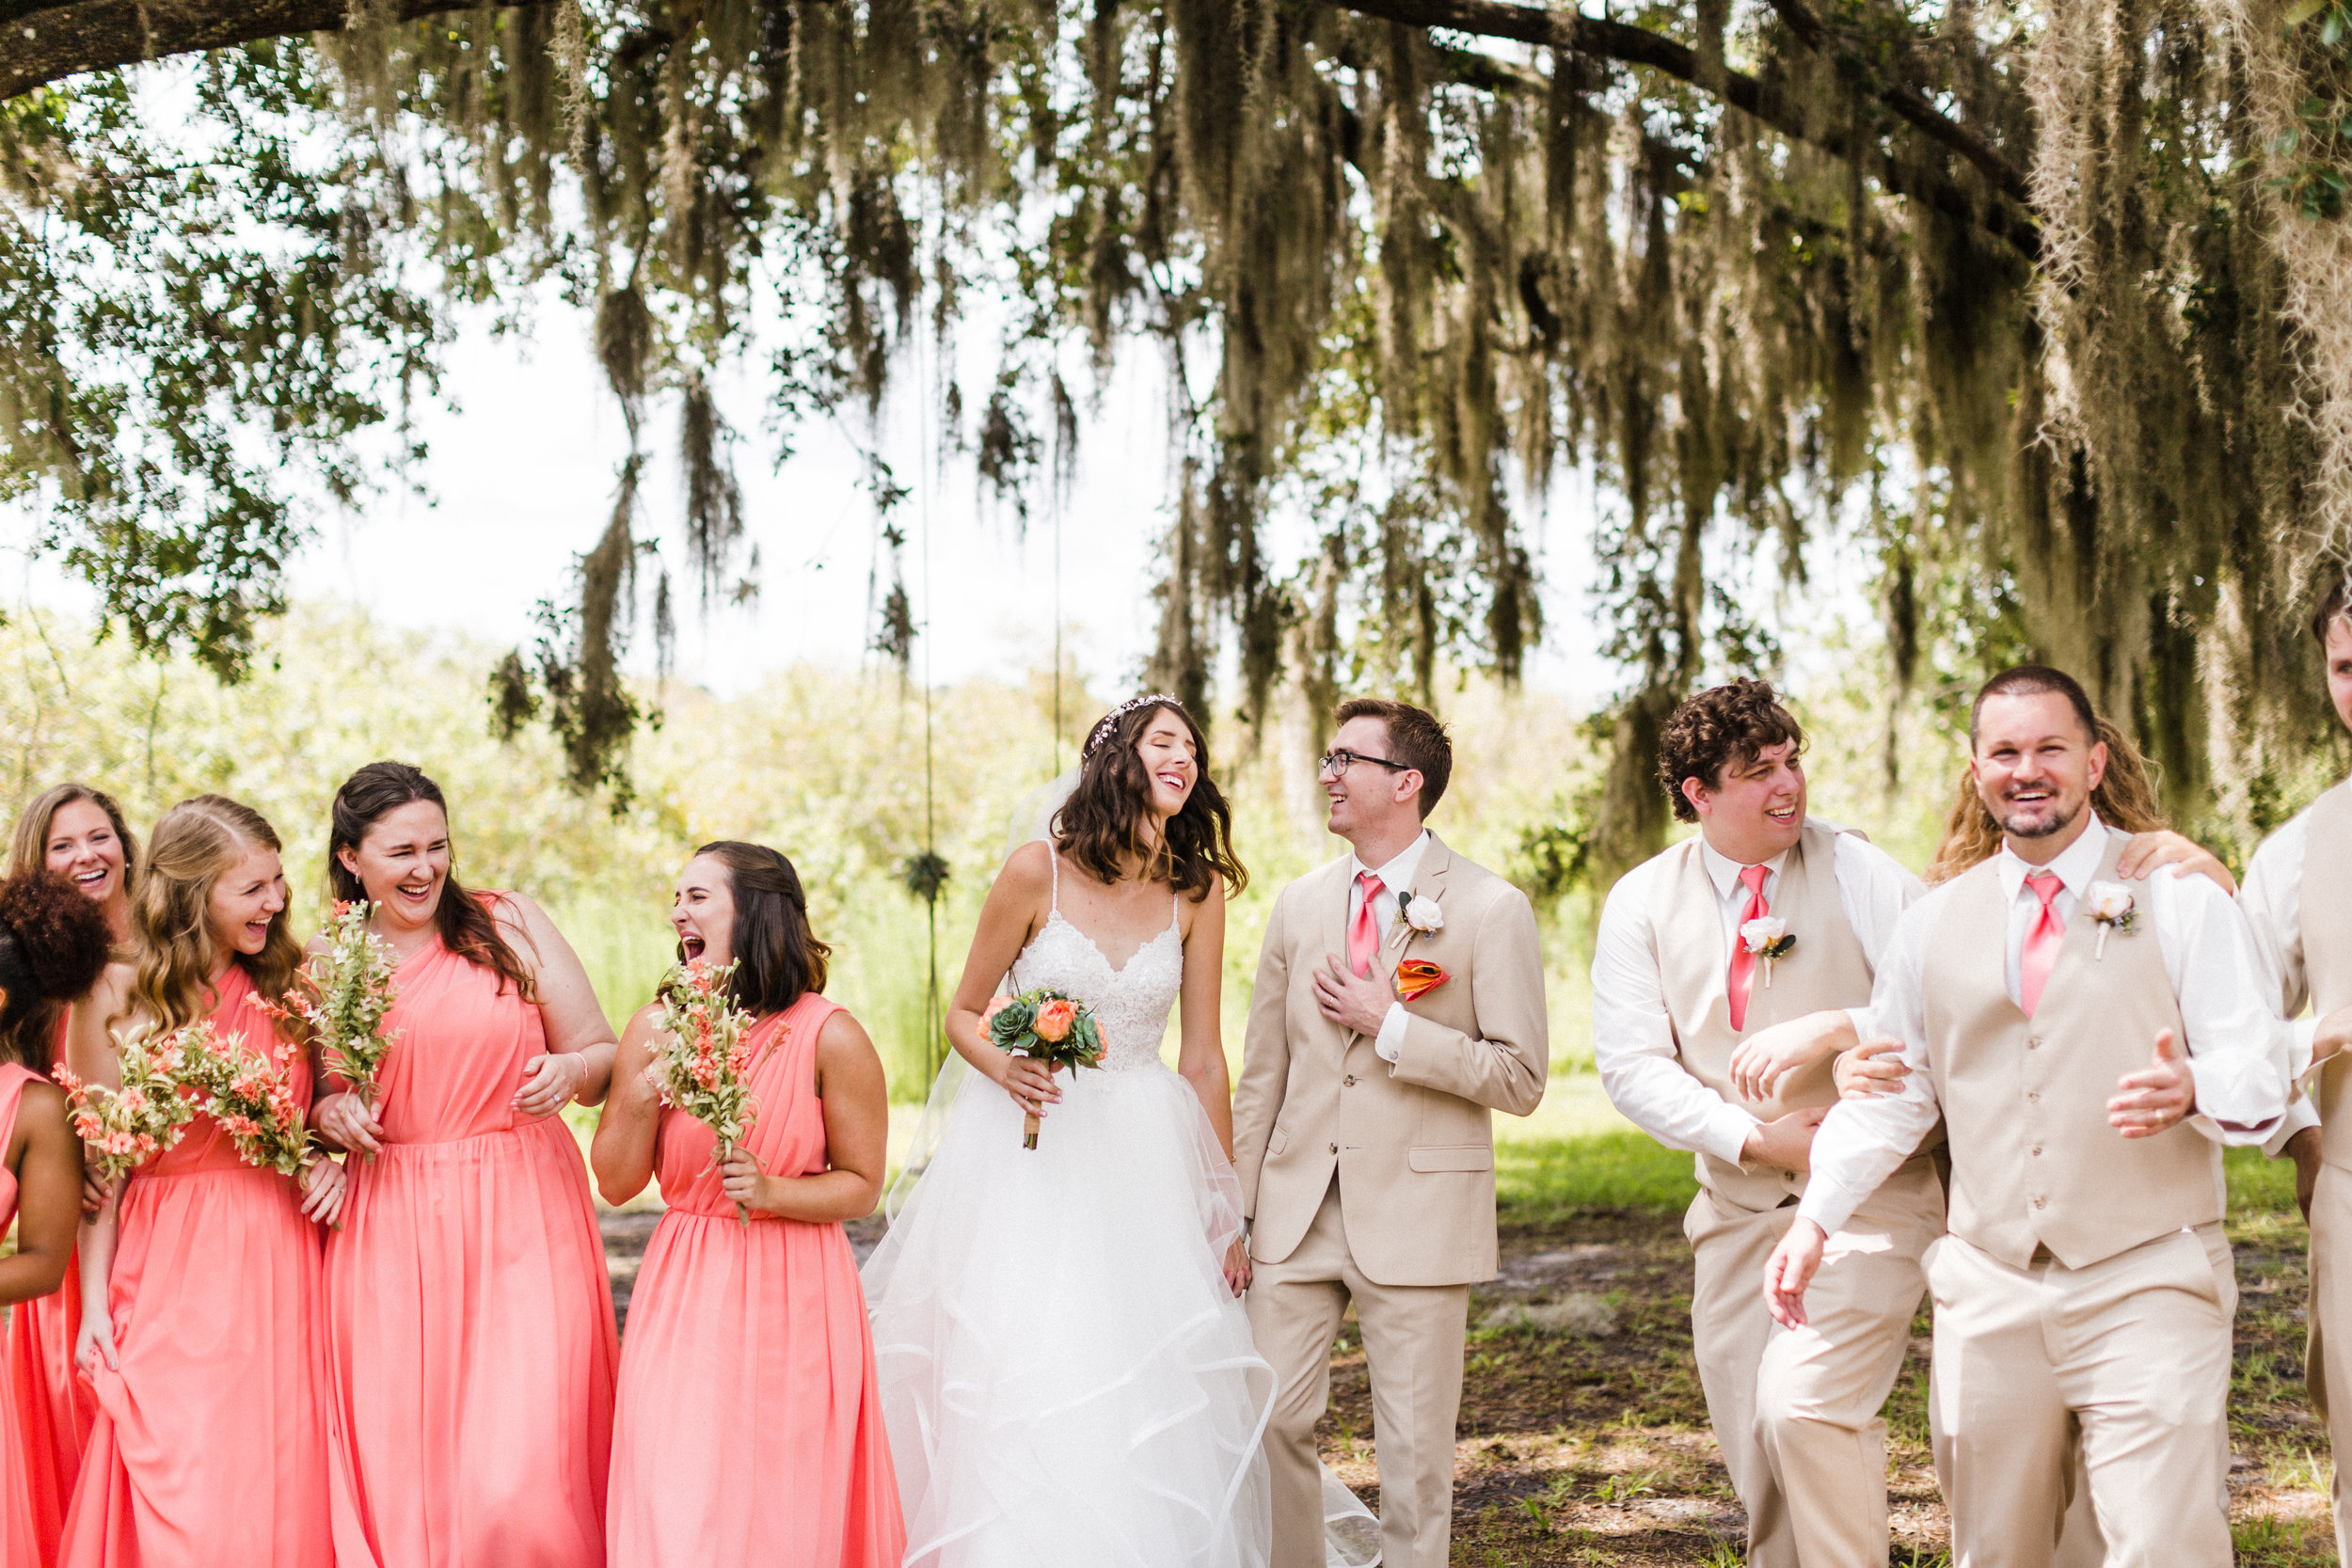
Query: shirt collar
1995 813 2111 906
1697 831 1793 903
1351 829 1432 893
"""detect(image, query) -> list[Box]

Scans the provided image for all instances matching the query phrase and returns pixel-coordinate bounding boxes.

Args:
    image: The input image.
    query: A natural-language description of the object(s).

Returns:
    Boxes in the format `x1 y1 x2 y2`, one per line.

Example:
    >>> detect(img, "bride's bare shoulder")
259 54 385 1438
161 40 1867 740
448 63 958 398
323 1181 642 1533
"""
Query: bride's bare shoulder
994 839 1057 896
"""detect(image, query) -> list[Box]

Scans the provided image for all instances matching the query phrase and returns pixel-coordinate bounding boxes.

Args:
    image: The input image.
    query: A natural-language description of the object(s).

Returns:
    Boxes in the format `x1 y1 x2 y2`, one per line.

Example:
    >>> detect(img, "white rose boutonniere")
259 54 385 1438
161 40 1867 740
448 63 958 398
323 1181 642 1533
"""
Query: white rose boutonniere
1740 916 1796 988
1391 890 1444 950
2085 881 2137 958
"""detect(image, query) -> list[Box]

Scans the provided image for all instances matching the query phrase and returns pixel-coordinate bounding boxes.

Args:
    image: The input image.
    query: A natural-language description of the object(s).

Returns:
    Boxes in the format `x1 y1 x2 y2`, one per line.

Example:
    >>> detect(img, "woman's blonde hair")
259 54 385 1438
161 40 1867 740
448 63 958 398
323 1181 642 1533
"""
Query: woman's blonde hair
126 795 302 1034
1922 716 2169 884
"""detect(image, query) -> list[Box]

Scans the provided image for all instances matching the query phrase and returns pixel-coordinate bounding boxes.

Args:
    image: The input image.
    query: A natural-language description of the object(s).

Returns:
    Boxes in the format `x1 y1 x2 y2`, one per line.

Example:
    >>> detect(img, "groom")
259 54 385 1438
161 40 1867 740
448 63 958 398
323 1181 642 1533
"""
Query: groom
1233 697 1549 1568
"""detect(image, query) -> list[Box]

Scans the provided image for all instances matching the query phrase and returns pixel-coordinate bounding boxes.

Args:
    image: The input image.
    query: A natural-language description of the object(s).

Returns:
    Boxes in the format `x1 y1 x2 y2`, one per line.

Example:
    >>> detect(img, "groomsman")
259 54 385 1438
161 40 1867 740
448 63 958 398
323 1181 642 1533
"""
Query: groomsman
2237 578 2352 1560
1765 664 2308 1567
1591 679 1939 1568
1234 698 1549 1568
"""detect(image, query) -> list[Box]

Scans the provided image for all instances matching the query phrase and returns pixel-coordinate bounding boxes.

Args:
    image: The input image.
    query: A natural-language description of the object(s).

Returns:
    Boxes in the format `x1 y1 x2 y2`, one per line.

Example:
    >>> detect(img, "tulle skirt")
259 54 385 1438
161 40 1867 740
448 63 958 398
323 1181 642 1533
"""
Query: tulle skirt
863 1064 1272 1568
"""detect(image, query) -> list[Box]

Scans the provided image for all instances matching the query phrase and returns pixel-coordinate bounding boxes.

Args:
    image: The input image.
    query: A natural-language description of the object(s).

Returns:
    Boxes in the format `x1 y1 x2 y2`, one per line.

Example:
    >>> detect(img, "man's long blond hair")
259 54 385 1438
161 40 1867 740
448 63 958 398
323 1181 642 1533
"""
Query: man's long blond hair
125 795 302 1034
1921 717 2169 885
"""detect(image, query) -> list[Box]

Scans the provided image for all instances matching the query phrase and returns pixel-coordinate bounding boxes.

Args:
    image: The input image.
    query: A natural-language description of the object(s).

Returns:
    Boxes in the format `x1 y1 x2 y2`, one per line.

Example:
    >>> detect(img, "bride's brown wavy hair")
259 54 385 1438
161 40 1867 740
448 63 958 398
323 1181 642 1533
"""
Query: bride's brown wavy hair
126 796 303 1034
1922 715 2169 885
1053 699 1248 900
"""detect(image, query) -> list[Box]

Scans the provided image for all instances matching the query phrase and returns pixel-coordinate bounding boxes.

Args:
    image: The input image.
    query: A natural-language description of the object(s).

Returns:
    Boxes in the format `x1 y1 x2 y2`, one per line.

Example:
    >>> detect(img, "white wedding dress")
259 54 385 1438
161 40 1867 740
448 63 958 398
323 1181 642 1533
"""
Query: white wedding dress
863 858 1276 1567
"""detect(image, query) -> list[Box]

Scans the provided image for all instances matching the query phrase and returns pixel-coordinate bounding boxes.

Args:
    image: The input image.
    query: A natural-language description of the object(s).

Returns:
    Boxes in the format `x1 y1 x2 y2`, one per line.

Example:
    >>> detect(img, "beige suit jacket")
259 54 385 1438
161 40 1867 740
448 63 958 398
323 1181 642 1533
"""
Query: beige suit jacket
1232 834 1549 1287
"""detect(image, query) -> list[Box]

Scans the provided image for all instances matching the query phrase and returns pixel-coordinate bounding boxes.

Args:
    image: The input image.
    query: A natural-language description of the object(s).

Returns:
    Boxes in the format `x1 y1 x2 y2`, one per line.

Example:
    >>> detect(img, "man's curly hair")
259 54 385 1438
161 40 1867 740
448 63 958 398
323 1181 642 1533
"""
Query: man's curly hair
1658 679 1805 824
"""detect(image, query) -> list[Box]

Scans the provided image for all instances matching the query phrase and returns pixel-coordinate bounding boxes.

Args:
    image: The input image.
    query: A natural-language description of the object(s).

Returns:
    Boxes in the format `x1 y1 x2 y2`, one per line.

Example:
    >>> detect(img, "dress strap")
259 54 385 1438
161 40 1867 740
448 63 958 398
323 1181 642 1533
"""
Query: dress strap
1048 849 1060 913
1168 888 1181 933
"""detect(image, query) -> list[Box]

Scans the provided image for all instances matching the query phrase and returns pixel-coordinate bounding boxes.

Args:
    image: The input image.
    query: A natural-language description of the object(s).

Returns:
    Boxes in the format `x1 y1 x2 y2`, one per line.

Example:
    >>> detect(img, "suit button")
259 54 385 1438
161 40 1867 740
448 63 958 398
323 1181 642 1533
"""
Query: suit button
2030 1145 2042 1157
2026 1036 2042 1050
1344 1075 1357 1087
1783 1171 1797 1183
1328 1143 1339 1155
2033 1196 2046 1209
2026 1091 2040 1103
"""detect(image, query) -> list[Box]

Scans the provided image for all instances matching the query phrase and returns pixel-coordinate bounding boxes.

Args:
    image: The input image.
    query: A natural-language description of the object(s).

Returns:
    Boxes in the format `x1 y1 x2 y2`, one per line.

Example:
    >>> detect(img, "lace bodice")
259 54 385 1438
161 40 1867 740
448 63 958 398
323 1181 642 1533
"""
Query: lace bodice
1012 856 1184 1072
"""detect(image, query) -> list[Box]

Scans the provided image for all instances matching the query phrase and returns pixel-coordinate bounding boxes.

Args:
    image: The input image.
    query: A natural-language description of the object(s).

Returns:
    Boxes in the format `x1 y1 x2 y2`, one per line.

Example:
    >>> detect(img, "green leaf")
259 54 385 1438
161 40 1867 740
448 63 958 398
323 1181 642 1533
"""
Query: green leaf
2286 0 2328 25
2324 11 2345 44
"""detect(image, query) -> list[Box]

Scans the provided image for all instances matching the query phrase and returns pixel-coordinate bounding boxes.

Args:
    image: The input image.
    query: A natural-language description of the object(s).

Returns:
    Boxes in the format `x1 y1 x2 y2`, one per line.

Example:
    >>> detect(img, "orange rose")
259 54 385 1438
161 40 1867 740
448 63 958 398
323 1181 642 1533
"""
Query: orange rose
1034 999 1077 1043
981 995 1013 1025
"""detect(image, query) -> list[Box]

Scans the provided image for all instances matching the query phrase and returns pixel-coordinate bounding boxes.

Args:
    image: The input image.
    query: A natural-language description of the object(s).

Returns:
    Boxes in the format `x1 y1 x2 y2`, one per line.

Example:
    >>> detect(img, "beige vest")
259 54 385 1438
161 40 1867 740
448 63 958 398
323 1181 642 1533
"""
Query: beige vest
1646 819 1873 1211
1924 833 2222 1269
2299 783 2352 1168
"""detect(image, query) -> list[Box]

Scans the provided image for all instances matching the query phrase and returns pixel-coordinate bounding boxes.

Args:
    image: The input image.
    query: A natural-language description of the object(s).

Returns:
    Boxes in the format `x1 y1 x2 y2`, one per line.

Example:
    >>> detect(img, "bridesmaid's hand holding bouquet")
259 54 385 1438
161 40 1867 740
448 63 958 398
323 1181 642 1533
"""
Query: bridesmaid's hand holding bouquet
645 958 761 1224
984 988 1105 1149
270 899 402 1158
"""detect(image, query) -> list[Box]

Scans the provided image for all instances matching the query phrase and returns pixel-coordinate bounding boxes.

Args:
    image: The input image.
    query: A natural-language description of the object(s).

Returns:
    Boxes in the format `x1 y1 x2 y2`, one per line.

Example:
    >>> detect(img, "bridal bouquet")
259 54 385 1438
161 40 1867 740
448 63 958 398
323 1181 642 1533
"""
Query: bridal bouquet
646 958 761 1224
54 1024 208 1193
266 900 402 1115
181 1029 316 1180
984 988 1105 1149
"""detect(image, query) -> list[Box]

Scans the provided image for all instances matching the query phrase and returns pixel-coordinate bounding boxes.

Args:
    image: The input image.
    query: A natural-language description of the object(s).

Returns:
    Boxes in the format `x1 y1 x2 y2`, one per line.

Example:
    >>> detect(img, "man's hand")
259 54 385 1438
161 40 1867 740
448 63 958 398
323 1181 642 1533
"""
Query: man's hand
1833 1038 1910 1099
1763 1218 1827 1329
2312 1004 2352 1075
1728 1011 1856 1102
1740 1106 1827 1173
2108 1028 2195 1138
2286 1125 2323 1224
2113 830 2236 895
1312 955 1393 1038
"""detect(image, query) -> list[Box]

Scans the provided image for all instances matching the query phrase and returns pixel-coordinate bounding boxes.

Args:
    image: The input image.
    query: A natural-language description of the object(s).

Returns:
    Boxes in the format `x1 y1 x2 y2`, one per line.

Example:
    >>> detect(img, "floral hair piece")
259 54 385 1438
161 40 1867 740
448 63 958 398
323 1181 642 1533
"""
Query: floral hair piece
1082 693 1185 762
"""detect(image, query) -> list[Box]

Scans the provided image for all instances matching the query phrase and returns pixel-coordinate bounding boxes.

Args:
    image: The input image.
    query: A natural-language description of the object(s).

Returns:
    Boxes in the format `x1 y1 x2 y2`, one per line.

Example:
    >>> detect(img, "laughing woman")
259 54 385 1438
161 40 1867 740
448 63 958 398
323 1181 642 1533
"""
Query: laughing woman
592 843 902 1568
0 871 113 1568
59 796 345 1567
3 784 139 1560
311 762 620 1568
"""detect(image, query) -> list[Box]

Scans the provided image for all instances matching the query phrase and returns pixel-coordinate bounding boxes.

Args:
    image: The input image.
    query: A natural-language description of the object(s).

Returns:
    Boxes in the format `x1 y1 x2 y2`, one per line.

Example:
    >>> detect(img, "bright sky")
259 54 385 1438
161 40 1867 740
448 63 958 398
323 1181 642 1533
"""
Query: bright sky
5 285 1871 711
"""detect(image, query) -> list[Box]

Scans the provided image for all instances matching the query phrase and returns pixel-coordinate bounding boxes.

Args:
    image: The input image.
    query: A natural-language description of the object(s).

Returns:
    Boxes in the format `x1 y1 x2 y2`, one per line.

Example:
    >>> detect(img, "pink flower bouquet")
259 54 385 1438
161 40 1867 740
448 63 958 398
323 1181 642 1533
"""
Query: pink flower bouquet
54 1023 208 1194
646 958 761 1223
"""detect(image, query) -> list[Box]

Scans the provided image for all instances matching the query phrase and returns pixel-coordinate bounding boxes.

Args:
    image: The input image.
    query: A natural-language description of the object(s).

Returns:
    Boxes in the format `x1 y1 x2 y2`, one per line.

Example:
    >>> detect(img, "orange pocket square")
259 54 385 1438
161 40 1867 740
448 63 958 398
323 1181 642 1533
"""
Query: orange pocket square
1394 958 1450 1002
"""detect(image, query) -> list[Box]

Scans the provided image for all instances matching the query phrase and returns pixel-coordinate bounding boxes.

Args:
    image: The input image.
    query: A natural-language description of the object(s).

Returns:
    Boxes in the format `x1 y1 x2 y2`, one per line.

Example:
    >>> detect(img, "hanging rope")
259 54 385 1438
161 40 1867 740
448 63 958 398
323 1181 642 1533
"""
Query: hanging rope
896 237 950 1090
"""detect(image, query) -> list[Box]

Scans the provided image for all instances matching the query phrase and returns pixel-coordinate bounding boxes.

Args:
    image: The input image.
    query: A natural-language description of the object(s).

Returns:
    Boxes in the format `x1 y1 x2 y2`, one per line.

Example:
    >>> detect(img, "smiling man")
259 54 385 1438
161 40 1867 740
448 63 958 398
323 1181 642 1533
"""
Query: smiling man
1591 678 1938 1568
1762 665 2309 1567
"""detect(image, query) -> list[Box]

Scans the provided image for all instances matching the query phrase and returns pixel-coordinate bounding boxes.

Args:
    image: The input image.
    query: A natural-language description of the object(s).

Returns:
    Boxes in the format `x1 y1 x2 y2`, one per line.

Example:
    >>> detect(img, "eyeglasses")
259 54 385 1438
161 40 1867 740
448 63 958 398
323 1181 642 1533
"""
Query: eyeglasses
1318 749 1412 778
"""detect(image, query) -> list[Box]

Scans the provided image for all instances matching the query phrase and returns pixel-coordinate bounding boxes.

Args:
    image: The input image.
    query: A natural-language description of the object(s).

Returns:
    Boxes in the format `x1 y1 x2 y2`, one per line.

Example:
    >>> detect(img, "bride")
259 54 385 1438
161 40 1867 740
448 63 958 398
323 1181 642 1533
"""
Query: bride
863 694 1273 1567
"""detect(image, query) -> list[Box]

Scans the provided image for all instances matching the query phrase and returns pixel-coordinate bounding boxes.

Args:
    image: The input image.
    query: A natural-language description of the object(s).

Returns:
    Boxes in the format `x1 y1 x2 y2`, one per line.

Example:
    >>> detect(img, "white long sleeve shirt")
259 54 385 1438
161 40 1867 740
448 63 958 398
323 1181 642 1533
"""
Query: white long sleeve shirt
2238 805 2328 1151
1590 819 1921 1167
1799 816 2300 1239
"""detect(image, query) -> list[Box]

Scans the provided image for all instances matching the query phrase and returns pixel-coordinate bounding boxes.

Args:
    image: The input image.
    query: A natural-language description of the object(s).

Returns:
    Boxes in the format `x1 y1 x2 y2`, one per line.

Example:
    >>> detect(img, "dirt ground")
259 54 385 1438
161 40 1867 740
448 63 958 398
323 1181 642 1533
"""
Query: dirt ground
597 1206 2338 1566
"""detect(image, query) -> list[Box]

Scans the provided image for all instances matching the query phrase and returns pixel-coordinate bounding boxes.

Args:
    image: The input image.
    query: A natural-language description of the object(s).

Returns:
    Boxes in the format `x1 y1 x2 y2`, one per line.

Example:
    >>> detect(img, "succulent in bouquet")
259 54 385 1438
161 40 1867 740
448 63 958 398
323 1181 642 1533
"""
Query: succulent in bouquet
983 987 1105 1149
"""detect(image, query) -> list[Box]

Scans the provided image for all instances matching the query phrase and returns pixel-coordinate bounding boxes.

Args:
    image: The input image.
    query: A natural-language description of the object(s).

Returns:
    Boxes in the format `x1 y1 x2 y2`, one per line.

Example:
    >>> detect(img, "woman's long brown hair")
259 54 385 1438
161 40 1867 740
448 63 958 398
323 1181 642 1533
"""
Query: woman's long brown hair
1922 717 2169 885
127 796 304 1035
1053 699 1248 901
5 783 139 1054
327 761 535 999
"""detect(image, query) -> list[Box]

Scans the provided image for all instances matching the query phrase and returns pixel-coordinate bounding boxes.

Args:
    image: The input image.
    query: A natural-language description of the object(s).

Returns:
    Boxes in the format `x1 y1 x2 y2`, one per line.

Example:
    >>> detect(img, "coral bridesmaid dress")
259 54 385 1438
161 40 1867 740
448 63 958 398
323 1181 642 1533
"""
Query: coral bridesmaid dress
57 967 333 1567
1 1060 51 1566
606 993 903 1568
4 1018 93 1565
324 920 618 1568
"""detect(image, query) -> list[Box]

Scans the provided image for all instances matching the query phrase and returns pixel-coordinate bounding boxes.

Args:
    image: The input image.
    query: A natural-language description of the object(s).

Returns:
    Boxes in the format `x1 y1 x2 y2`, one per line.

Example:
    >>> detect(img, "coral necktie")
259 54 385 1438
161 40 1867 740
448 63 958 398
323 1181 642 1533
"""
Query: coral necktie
2019 869 2065 1018
1725 864 1771 1033
1348 871 1384 978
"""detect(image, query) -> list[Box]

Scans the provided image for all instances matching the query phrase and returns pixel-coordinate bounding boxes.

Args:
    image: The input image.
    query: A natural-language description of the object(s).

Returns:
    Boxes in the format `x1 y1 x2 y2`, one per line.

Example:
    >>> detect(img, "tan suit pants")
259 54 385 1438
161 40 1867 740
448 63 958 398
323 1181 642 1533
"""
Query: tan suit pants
1927 1226 2236 1568
1247 1180 1468 1568
1689 1159 1938 1568
2302 1161 2352 1560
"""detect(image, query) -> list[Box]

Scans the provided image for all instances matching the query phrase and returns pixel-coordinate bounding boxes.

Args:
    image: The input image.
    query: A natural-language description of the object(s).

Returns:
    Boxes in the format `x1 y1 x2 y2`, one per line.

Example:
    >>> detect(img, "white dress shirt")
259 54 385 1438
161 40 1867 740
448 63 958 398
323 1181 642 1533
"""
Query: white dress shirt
1349 830 1431 1065
1800 815 2298 1239
1590 819 1922 1167
2238 806 2328 1150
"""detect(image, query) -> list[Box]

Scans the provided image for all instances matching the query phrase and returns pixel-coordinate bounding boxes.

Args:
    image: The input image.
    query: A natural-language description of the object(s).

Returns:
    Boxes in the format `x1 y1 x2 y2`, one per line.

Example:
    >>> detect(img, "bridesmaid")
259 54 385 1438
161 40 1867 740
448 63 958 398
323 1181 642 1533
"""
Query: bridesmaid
311 761 621 1568
0 870 113 1568
593 843 903 1568
59 796 346 1566
3 784 138 1559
